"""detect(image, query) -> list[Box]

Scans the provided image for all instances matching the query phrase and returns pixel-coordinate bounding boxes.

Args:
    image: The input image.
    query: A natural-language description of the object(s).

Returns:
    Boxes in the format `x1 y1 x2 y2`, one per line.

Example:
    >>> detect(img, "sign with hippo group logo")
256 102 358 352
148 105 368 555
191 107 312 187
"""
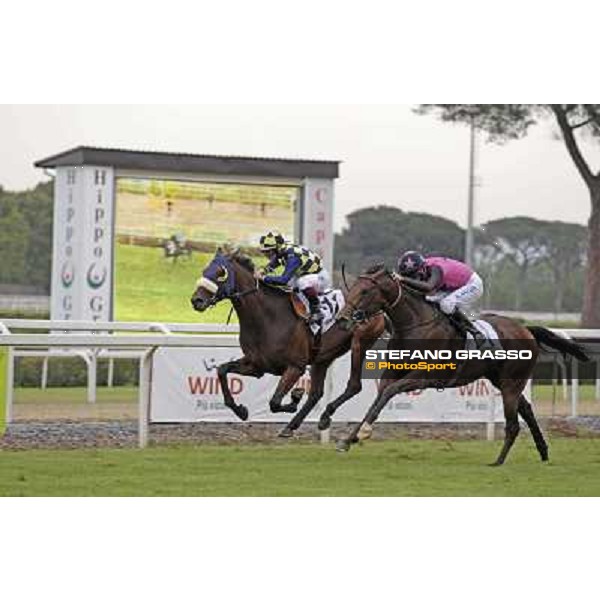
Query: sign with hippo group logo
50 166 115 321
150 346 504 423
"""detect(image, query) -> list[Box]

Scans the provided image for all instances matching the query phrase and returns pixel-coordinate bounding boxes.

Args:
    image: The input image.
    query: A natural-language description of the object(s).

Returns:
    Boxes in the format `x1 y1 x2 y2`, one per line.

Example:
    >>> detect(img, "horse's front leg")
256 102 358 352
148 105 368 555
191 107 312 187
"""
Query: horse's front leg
317 377 362 431
217 357 262 421
269 366 305 414
318 337 367 431
336 375 423 452
279 362 330 437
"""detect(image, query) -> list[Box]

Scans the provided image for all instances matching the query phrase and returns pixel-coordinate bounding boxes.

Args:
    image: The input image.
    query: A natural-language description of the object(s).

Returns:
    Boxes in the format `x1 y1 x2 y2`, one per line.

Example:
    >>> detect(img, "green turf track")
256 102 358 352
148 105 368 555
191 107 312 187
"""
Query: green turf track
114 245 232 323
114 244 269 323
1 438 599 496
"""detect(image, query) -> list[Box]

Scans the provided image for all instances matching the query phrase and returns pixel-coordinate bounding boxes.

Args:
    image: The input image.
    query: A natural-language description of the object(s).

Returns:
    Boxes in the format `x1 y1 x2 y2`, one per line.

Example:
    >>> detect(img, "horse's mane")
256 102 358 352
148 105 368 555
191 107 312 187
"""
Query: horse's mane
363 263 425 298
365 263 386 275
222 248 256 273
400 281 425 298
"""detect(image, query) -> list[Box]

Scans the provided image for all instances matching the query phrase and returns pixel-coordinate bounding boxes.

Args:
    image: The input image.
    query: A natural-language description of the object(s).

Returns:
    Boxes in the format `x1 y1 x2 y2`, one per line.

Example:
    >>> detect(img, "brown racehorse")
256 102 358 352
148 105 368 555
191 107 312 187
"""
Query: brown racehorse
334 265 590 466
190 249 387 436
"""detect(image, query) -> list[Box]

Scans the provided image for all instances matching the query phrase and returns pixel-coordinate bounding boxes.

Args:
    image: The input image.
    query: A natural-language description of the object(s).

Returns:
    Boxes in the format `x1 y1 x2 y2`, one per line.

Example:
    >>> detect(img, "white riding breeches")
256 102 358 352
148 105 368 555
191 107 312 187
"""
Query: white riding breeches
426 273 483 316
292 269 331 295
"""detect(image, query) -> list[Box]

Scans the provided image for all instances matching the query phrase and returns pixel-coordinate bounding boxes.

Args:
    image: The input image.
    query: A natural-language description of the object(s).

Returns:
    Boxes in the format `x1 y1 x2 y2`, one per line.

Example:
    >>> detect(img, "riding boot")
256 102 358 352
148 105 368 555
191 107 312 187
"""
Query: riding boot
450 310 485 345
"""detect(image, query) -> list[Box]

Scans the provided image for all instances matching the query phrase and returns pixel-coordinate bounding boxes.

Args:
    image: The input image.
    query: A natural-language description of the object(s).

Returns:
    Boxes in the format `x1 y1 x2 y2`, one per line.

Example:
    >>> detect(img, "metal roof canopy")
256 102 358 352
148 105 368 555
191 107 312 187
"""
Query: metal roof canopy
35 146 340 180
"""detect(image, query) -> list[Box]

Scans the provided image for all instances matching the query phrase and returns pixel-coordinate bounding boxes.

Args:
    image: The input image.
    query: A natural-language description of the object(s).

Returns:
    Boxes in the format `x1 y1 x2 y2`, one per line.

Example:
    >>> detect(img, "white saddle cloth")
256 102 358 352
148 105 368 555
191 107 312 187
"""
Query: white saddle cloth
465 319 502 350
298 289 345 335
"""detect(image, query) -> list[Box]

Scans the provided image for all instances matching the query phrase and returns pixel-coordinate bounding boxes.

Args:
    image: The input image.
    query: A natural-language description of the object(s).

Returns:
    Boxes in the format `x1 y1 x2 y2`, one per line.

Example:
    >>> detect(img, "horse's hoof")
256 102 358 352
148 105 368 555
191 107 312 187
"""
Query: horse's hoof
317 415 331 431
488 462 502 468
336 440 351 453
278 428 294 439
237 405 249 421
357 423 373 441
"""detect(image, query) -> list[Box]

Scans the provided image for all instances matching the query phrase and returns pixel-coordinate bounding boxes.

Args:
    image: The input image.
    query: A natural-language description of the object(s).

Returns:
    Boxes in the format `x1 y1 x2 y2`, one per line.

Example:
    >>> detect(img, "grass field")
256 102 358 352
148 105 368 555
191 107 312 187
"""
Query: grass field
1 438 599 496
116 190 294 246
14 387 137 404
114 244 272 323
114 244 234 323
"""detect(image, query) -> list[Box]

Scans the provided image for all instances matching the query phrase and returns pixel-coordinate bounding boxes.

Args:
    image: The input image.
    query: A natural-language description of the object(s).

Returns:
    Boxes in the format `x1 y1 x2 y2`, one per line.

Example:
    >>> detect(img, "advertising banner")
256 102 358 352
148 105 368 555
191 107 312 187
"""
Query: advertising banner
150 346 504 423
80 167 115 321
50 166 115 321
302 178 335 272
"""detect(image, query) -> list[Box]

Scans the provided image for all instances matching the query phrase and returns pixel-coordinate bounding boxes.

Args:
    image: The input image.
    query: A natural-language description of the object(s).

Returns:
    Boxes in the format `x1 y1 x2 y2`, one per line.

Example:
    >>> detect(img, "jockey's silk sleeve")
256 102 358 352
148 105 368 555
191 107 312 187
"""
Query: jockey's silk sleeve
263 254 302 286
263 254 280 273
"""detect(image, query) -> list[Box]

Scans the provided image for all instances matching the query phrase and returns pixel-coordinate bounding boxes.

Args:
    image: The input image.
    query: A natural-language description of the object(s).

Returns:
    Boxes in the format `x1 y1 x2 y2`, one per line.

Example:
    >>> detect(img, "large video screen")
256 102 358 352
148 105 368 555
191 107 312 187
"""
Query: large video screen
114 178 298 323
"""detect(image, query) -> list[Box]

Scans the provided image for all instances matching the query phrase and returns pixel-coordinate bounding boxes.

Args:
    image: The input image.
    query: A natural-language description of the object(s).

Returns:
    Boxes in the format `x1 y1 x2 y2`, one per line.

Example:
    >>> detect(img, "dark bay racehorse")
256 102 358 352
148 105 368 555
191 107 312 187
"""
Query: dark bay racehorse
334 265 590 466
190 249 387 436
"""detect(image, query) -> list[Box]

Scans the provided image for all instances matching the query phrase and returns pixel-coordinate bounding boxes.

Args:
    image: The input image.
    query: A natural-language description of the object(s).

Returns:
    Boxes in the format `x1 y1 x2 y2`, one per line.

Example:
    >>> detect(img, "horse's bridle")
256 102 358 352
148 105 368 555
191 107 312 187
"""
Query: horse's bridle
196 258 259 308
340 270 402 325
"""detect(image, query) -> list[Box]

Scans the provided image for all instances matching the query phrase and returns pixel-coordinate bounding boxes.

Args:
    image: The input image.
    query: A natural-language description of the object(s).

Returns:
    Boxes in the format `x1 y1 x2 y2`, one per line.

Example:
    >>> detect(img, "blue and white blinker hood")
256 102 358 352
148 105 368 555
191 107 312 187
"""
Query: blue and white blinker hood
197 254 236 301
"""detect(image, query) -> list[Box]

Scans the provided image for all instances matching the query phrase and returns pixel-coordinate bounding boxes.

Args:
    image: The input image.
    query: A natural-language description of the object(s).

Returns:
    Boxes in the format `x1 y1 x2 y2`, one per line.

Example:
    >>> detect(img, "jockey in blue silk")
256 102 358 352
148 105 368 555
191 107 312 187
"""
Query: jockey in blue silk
257 231 331 324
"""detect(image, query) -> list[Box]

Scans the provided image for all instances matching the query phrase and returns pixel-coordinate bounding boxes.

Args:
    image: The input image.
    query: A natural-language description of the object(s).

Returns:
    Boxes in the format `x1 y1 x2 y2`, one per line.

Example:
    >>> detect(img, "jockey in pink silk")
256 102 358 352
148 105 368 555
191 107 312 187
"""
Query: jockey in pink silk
397 251 484 340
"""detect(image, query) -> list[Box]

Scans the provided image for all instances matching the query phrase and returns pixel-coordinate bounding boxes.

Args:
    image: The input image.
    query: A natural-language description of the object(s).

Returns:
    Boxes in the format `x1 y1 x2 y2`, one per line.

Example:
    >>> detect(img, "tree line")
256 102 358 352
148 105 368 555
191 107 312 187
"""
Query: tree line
416 104 600 325
0 180 588 315
0 182 53 293
334 206 587 314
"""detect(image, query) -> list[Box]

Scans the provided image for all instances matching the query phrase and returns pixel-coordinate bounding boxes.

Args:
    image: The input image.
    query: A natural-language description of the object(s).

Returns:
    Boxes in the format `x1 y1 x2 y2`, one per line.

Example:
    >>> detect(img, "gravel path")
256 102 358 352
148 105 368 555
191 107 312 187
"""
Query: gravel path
2 418 596 450
0 421 490 450
572 416 600 432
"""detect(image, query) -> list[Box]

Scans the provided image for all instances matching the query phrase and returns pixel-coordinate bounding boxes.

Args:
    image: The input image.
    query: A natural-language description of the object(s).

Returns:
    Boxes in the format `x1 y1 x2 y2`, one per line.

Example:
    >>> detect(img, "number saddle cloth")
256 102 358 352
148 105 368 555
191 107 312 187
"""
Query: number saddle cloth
290 289 345 335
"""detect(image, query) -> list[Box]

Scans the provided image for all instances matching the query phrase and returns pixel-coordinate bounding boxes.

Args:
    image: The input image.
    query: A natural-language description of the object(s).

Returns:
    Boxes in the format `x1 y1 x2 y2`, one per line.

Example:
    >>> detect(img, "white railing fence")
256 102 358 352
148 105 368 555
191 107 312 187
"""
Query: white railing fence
1 320 599 448
0 319 239 406
0 319 239 447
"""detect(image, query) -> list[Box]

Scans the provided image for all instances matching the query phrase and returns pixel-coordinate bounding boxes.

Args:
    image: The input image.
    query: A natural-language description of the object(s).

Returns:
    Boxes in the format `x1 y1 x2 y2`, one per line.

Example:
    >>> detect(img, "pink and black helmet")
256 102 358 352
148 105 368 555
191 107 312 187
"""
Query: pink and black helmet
398 251 425 276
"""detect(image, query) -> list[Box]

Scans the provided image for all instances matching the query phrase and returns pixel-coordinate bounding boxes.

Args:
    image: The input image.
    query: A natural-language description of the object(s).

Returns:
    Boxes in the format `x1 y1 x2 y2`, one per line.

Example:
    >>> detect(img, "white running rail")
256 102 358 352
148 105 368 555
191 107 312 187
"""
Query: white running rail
0 319 239 447
0 320 598 447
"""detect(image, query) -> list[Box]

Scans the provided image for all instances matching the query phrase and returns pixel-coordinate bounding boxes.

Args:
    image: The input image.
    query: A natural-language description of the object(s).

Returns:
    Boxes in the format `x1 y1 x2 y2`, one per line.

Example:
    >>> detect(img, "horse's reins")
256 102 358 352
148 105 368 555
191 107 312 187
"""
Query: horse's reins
225 282 259 324
343 270 444 334
394 282 446 334
341 271 402 323
359 272 403 310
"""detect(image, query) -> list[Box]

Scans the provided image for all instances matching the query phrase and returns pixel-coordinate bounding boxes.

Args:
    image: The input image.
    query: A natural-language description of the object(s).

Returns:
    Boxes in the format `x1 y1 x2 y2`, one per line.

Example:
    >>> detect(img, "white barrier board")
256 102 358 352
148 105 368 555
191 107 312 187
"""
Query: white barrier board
150 347 505 423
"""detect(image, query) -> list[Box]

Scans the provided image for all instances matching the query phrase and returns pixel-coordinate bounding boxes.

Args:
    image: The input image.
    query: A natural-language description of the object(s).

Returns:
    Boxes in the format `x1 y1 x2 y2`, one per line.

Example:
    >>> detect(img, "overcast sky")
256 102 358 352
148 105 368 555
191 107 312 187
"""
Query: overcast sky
0 104 596 233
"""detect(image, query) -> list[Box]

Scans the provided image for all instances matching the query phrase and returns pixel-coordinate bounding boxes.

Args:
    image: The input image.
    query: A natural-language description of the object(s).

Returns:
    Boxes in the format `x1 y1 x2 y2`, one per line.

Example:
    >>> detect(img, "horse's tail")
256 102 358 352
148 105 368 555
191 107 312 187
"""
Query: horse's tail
527 326 590 362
